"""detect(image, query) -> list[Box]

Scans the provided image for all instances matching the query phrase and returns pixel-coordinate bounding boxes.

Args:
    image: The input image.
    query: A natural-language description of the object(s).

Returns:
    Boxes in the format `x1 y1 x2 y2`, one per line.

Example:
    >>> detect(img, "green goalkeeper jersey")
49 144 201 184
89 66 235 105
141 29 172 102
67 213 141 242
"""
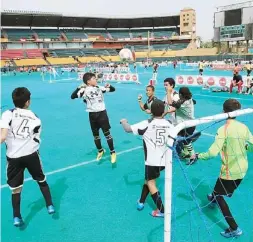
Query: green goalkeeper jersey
198 119 253 180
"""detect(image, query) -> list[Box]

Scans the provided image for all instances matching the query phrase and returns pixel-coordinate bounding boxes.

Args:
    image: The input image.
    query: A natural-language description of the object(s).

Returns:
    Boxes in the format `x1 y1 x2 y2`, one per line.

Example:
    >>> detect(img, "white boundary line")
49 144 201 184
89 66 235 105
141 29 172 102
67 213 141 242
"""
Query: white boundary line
0 146 142 190
0 133 217 190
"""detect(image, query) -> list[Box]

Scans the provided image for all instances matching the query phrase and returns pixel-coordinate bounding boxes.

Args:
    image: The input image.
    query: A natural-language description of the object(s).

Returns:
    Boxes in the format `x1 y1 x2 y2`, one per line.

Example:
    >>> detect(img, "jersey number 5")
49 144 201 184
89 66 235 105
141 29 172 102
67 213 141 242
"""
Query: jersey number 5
17 119 30 138
156 129 166 145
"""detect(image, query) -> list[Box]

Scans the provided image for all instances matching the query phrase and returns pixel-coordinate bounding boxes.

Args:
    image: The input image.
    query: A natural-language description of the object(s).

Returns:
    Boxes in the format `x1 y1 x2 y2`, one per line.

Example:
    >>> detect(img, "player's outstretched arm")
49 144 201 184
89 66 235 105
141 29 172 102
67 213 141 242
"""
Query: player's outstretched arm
120 119 133 133
197 129 225 160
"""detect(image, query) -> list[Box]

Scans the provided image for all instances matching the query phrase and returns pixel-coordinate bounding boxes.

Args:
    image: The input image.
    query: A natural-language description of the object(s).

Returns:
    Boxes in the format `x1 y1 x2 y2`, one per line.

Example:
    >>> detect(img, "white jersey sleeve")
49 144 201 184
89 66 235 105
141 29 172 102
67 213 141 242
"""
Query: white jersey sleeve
0 110 12 129
131 120 149 135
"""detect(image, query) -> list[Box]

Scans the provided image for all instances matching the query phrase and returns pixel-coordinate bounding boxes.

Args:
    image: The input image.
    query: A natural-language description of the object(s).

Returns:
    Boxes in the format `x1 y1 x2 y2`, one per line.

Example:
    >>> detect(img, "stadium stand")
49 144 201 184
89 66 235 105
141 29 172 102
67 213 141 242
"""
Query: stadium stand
33 29 62 40
131 29 152 38
26 49 44 58
109 30 130 39
1 50 24 59
85 29 108 38
50 49 82 57
4 28 36 41
153 28 179 38
47 57 78 65
62 29 88 40
14 58 48 66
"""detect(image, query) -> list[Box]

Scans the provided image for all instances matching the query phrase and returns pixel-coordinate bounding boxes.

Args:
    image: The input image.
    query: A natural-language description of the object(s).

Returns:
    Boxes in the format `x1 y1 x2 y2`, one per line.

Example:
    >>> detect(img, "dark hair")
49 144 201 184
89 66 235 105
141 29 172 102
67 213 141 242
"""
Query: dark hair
12 87 31 108
146 85 155 91
164 78 175 88
151 99 165 117
179 87 192 100
83 72 96 84
223 99 241 113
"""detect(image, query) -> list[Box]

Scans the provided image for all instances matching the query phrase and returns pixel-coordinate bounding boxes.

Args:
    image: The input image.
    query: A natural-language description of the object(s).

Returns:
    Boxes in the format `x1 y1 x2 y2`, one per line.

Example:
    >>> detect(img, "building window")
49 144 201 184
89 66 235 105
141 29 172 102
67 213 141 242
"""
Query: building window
184 23 189 27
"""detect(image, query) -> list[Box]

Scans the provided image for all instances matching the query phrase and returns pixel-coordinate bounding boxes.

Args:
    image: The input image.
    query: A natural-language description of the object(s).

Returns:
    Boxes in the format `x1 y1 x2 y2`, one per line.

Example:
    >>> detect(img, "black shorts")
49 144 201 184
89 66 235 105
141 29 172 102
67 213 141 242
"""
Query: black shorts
7 152 45 189
89 110 111 136
199 69 203 73
247 70 251 76
145 165 165 181
213 178 242 197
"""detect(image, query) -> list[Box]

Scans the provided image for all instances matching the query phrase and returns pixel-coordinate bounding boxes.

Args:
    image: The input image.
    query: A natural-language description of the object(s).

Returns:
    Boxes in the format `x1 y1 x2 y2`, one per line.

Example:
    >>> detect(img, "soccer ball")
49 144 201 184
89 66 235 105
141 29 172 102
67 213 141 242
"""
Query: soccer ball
119 48 133 61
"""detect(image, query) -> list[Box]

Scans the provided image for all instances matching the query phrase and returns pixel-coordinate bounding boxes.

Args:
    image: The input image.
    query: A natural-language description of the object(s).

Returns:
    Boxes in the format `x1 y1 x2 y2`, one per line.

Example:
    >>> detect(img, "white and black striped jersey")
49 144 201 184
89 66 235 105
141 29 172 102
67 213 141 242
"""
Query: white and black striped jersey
71 85 115 112
131 118 174 166
0 108 41 158
143 96 157 110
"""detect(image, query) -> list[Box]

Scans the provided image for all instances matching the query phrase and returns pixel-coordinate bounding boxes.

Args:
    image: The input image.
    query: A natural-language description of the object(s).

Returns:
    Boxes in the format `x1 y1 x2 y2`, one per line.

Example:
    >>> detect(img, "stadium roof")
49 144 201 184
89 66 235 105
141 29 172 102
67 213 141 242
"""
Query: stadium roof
1 11 180 28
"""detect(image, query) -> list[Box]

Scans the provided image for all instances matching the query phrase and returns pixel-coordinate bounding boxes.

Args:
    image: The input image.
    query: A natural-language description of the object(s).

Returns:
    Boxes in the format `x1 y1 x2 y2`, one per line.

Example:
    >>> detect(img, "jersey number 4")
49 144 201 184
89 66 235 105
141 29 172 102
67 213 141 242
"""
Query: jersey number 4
16 119 30 138
156 129 166 145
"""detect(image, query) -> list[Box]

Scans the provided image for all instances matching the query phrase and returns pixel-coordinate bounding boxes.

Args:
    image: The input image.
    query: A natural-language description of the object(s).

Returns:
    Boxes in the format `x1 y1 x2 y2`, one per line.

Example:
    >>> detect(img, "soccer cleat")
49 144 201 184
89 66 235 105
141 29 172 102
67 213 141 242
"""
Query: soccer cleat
137 200 144 211
47 205 55 214
13 217 24 227
220 227 242 238
111 152 117 164
150 209 164 218
207 194 217 207
96 149 105 161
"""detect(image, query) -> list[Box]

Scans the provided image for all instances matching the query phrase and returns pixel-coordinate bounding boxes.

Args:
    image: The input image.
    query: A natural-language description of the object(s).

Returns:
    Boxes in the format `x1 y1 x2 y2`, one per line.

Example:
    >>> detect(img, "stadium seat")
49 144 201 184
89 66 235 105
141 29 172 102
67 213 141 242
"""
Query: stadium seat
4 29 36 41
14 59 48 66
47 57 78 65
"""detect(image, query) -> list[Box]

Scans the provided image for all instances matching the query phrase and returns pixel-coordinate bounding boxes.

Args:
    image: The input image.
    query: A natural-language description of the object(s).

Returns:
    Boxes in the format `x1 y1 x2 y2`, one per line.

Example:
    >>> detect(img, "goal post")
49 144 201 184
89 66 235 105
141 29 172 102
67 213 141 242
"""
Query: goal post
164 108 253 242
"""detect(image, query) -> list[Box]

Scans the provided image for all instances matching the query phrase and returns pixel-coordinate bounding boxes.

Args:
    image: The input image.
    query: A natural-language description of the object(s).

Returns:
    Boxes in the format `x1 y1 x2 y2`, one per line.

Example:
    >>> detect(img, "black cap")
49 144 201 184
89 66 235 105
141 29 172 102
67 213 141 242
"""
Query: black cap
223 99 241 113
151 99 165 117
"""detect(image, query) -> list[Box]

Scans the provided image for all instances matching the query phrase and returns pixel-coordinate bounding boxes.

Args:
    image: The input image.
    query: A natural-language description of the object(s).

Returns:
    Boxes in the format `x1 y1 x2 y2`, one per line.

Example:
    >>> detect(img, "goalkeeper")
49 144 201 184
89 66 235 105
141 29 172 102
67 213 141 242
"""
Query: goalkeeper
191 99 253 238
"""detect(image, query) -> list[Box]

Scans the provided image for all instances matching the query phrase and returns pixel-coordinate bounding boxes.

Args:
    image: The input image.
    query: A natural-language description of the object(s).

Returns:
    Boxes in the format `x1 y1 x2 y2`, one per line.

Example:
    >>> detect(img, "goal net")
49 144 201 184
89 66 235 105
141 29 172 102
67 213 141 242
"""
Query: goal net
163 108 253 242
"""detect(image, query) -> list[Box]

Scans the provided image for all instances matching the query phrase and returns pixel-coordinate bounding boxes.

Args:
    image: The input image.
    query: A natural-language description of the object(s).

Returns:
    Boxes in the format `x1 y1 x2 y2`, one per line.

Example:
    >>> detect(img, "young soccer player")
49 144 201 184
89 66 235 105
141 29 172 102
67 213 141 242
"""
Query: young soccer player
120 99 174 217
163 78 180 123
199 60 204 76
0 87 55 227
191 99 253 238
71 72 117 163
138 85 157 114
163 87 197 164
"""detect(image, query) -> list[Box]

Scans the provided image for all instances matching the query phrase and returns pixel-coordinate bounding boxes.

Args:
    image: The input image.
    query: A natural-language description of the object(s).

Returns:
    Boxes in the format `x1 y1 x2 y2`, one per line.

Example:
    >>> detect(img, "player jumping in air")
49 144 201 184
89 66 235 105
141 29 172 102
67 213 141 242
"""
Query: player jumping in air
71 73 117 163
0 87 55 227
138 85 157 114
120 99 174 217
191 99 253 238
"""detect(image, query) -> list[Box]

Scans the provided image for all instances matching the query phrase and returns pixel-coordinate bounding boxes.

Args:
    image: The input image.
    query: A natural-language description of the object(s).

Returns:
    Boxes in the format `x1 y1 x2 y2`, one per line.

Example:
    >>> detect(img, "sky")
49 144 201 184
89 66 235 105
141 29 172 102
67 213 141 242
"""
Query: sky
0 0 249 40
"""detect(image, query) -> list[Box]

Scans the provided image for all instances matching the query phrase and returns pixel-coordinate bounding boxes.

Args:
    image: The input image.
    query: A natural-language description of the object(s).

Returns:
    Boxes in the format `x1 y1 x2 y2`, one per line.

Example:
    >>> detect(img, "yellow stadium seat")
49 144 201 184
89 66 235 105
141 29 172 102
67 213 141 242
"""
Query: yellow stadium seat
14 59 48 66
1 60 7 67
47 57 78 65
78 57 105 63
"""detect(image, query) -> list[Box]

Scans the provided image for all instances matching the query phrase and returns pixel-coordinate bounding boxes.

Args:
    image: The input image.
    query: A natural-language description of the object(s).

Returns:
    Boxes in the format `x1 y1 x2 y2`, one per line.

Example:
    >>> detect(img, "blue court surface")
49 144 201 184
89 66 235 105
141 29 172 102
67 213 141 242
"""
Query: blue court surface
1 65 253 242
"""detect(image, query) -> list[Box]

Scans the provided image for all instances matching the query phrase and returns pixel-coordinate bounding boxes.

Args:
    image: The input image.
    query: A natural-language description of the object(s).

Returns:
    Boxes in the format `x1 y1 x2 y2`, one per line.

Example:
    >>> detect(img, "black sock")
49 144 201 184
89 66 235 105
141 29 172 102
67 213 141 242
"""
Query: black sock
140 184 149 203
94 136 103 152
215 195 238 231
12 193 21 218
151 191 164 213
38 181 53 207
104 131 115 153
